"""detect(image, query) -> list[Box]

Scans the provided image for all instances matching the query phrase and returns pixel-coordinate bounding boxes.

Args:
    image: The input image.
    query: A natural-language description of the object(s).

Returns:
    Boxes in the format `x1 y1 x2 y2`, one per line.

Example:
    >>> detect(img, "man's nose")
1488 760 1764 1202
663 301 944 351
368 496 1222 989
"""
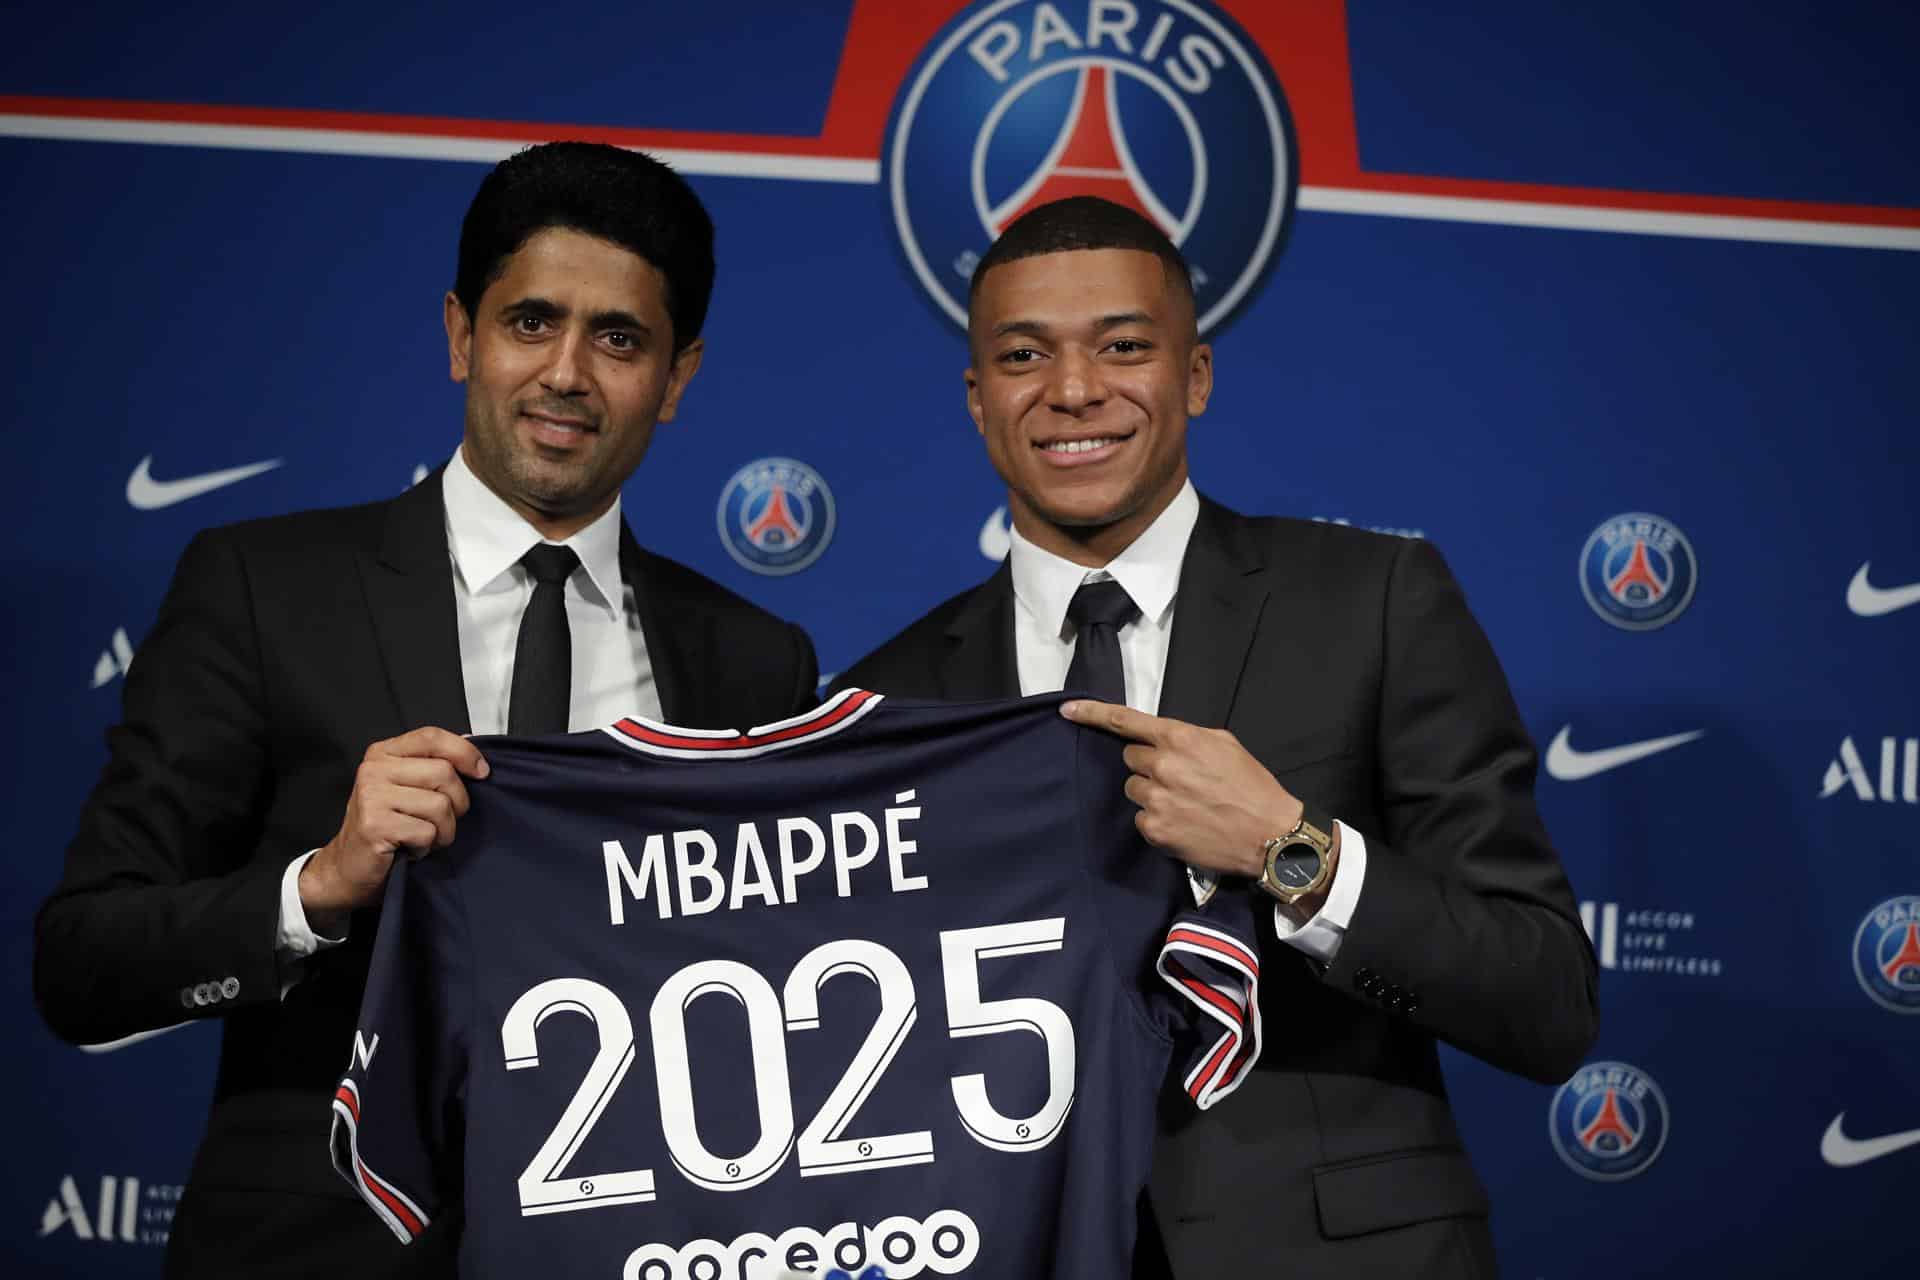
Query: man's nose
1047 347 1106 414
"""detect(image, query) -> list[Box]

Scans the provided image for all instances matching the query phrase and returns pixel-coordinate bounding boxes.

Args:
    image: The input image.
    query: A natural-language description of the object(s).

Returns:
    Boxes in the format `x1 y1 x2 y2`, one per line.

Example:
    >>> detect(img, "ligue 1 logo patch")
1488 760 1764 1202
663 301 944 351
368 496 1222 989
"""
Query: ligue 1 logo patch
1548 1060 1670 1181
716 457 836 576
884 0 1296 336
1852 895 1920 1014
1578 512 1698 630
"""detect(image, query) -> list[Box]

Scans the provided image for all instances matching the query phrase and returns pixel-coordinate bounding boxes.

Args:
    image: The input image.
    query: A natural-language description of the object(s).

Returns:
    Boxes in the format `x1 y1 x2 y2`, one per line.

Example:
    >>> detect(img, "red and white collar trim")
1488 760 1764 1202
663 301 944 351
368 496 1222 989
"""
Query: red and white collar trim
600 688 883 760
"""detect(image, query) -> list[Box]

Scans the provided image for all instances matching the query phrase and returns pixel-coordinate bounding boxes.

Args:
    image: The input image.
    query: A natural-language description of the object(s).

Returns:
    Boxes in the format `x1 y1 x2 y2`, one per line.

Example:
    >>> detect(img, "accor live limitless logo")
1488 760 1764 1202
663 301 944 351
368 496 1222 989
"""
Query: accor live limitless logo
38 1175 182 1246
1821 736 1919 804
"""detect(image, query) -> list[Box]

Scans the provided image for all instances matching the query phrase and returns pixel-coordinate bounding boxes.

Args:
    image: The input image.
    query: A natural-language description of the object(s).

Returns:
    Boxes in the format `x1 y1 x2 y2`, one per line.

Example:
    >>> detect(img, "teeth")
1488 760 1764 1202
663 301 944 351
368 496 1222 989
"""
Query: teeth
1043 438 1118 454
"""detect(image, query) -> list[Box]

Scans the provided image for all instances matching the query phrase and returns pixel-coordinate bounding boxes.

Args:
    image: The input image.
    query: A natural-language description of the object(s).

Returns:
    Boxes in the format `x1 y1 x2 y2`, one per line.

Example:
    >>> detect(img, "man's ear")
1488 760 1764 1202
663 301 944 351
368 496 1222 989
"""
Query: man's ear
655 338 706 423
444 292 474 384
1187 342 1214 417
965 367 985 435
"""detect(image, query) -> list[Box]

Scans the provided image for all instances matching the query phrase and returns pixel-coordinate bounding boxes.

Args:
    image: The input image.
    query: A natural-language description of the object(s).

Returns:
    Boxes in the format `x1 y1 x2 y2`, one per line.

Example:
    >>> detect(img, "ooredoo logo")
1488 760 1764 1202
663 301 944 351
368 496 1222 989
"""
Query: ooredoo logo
620 1207 978 1278
885 0 1296 336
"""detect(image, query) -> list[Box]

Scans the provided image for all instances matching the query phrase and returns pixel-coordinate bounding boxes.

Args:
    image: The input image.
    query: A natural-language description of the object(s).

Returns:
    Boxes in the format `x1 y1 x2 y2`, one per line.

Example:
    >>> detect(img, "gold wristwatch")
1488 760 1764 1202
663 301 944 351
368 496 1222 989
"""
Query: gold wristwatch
1255 804 1336 904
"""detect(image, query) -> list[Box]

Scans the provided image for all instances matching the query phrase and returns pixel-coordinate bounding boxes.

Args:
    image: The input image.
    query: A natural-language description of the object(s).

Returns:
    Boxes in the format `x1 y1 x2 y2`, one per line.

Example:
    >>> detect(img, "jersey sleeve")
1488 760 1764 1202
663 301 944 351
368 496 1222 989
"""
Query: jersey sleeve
329 855 470 1243
1154 894 1263 1110
1071 717 1264 1112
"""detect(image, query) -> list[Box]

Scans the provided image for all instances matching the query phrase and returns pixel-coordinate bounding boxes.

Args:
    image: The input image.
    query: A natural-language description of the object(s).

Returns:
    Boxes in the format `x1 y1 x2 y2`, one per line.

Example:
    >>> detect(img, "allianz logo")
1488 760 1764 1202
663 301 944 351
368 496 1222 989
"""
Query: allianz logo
621 1207 978 1279
1822 736 1919 804
39 1175 180 1245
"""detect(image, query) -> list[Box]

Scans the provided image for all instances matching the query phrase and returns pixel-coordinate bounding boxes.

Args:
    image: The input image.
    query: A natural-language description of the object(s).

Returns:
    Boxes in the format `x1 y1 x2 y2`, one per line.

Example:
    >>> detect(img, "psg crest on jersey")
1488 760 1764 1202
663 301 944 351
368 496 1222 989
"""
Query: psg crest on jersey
1548 1060 1670 1181
1852 895 1920 1014
716 457 837 576
1578 512 1698 630
883 0 1297 337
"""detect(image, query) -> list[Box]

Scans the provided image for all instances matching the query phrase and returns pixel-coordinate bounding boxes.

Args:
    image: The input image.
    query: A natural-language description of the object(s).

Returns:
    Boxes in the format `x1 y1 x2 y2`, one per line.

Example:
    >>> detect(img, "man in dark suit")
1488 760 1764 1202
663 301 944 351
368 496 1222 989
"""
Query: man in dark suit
35 142 817 1278
835 197 1598 1277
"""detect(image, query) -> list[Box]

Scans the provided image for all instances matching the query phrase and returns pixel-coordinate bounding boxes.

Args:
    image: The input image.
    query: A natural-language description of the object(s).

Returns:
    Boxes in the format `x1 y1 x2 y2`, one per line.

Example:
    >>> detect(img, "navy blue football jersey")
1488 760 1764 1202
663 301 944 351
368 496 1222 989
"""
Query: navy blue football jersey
331 692 1261 1280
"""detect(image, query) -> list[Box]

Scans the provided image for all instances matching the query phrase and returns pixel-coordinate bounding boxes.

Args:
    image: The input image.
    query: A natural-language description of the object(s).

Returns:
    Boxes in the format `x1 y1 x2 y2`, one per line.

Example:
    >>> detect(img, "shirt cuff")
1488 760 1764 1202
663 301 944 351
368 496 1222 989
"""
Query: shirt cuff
1270 820 1368 963
278 852 349 959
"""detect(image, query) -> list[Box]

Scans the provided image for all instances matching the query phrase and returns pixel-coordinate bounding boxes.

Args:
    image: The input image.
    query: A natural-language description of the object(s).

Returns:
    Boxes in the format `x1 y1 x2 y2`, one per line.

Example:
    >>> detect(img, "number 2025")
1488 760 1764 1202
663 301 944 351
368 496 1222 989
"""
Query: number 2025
501 918 1077 1215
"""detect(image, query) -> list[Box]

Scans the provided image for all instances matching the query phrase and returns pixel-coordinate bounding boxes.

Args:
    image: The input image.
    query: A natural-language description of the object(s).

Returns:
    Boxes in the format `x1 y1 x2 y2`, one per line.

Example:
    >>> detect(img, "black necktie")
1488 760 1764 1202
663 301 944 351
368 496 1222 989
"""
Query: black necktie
507 544 580 735
1062 578 1139 706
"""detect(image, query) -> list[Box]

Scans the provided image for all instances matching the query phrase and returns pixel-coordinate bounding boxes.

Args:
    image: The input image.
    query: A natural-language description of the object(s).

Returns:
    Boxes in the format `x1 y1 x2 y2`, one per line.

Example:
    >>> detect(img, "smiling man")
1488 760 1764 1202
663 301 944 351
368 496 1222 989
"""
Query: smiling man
35 143 817 1278
834 197 1598 1278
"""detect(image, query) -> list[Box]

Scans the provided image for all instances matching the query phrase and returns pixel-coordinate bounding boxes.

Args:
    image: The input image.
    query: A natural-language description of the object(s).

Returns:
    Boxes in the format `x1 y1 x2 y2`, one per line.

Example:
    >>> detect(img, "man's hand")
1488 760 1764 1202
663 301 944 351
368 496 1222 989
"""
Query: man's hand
299 728 490 933
1060 699 1317 880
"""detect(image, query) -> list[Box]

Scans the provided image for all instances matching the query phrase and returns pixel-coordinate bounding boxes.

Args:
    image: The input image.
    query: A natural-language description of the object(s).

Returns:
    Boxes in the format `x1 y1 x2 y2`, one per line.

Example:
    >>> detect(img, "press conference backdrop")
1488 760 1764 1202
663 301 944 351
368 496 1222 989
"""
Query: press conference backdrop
5 1 1916 1274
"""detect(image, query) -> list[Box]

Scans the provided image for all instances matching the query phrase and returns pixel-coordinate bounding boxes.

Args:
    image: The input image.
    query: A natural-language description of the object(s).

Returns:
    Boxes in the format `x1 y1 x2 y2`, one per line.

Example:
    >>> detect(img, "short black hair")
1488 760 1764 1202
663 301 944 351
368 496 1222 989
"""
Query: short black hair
453 141 715 351
968 196 1193 309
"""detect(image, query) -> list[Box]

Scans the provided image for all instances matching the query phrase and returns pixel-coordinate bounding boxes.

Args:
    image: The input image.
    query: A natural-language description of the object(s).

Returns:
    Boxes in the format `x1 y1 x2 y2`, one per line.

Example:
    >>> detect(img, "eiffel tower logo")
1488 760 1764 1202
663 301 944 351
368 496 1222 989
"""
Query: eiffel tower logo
1608 537 1669 606
1881 921 1920 987
984 64 1195 243
1578 1087 1640 1156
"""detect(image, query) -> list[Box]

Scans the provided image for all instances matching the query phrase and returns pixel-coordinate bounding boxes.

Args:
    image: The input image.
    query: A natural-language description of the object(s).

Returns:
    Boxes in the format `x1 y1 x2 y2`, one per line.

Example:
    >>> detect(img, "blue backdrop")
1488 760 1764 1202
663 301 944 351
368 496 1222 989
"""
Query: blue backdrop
5 1 1917 1274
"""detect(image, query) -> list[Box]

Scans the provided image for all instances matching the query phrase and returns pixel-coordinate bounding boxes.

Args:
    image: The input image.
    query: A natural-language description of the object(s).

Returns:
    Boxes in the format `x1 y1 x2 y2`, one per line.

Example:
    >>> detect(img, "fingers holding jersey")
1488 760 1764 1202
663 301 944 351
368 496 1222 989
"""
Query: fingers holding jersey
301 729 488 923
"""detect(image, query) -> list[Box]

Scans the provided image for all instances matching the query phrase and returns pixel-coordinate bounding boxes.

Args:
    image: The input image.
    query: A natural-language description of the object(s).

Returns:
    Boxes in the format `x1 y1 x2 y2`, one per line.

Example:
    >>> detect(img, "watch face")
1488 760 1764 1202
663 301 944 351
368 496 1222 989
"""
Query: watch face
1270 848 1321 890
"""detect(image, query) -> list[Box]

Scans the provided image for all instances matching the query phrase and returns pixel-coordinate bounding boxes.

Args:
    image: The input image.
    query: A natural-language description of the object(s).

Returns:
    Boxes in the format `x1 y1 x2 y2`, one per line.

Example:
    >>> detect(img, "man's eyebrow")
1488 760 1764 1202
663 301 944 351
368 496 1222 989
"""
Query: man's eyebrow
990 318 1053 340
501 296 562 317
587 309 651 335
989 311 1158 340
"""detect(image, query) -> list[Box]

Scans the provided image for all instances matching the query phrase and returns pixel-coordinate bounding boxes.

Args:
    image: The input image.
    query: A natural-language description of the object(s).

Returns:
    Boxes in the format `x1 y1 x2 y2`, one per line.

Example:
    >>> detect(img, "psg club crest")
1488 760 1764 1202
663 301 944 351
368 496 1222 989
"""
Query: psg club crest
1548 1060 1670 1181
1578 512 1699 630
884 0 1297 337
1852 895 1920 1014
716 457 836 576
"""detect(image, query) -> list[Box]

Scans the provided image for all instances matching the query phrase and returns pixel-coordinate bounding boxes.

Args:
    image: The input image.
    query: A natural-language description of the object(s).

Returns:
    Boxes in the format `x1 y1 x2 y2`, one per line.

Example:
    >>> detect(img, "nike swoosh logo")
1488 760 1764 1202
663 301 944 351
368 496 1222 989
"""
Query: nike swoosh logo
1545 726 1705 781
1821 1113 1920 1167
978 505 1012 562
1847 563 1920 617
127 454 282 510
77 1022 194 1054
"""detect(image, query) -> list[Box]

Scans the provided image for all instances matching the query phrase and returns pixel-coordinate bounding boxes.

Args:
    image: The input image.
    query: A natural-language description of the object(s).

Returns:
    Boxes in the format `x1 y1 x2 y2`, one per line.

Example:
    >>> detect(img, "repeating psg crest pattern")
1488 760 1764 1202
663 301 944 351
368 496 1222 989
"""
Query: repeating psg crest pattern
715 457 837 576
1578 512 1699 630
1852 896 1920 1014
1548 1061 1671 1181
883 0 1297 336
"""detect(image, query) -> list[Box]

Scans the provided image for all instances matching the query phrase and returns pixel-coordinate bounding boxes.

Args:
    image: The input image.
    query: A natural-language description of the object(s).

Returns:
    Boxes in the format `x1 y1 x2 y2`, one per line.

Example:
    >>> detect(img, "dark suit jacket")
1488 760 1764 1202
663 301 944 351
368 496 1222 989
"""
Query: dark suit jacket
834 497 1598 1279
34 472 818 1278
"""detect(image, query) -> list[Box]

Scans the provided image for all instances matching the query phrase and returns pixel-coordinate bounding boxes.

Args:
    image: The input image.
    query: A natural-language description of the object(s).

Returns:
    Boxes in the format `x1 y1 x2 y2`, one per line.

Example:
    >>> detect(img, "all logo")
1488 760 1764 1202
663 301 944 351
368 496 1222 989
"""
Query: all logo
1852 895 1920 1013
885 0 1296 336
91 626 135 689
39 1174 181 1246
716 458 836 577
1821 735 1919 804
1548 1060 1670 1181
1578 513 1698 630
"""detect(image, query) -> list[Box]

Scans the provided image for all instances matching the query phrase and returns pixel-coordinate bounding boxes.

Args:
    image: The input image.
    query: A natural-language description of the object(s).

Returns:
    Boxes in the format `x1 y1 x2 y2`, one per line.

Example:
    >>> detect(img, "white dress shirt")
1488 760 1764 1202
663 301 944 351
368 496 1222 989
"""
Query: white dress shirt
275 446 663 976
1006 480 1367 961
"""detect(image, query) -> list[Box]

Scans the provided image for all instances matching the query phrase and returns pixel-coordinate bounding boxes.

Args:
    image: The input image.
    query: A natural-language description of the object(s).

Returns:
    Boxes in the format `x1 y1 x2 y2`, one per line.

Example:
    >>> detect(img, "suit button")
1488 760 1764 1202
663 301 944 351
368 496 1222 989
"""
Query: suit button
179 987 197 1009
1354 968 1377 984
192 983 211 1006
1403 995 1420 1014
221 977 241 1000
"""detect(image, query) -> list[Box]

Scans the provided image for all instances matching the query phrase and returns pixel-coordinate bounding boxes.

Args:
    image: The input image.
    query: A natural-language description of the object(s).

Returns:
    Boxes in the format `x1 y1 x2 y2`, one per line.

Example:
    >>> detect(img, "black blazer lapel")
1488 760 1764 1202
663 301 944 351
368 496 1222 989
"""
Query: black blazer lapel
357 471 472 735
1158 497 1269 728
941 560 1021 700
619 524 695 724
